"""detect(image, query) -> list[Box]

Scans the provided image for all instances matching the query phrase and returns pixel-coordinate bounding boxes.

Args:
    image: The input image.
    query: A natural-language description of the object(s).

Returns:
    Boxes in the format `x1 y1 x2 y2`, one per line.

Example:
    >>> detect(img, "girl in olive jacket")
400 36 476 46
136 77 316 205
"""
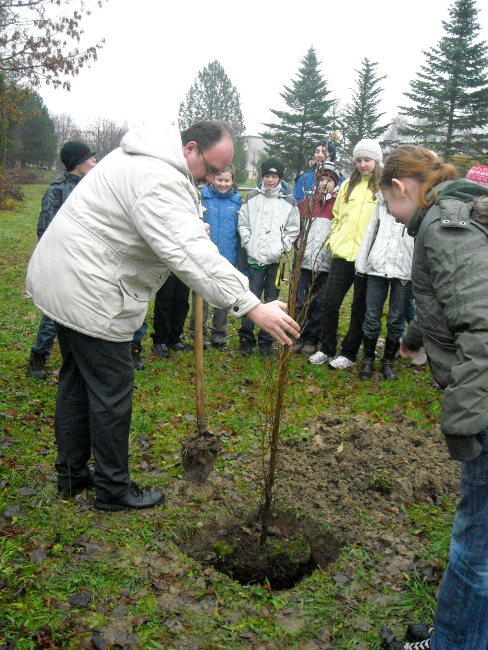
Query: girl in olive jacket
309 139 382 369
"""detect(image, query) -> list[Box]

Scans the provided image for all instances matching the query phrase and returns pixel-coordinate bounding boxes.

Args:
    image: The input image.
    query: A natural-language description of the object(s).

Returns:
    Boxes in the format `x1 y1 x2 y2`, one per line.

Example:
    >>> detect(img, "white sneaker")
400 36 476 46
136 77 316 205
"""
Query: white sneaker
309 350 329 365
329 355 355 369
410 347 427 366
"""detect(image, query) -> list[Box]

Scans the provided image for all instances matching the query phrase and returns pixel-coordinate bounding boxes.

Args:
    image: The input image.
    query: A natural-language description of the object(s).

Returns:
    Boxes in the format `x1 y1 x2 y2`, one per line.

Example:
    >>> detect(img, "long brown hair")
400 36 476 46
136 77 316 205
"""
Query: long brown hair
344 164 381 203
380 145 457 208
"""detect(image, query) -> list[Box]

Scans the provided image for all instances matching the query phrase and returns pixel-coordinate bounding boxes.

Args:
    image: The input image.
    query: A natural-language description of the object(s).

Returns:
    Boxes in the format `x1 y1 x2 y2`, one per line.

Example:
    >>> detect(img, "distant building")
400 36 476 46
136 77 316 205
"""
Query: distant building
245 135 265 180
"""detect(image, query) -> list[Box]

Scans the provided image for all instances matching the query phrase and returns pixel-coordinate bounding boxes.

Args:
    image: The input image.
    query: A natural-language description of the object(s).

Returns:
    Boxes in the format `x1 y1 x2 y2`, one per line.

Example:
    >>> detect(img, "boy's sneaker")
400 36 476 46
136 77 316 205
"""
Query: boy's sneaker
329 355 355 369
309 350 329 365
131 349 145 370
153 343 170 358
239 339 253 357
259 343 273 357
28 350 47 379
170 341 192 352
406 625 435 642
211 334 226 349
384 640 431 650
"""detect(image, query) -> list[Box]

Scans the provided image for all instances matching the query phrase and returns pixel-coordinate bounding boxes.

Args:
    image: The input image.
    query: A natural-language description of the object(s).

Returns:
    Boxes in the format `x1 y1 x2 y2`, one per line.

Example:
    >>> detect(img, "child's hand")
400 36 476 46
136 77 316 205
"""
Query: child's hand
246 301 300 346
204 223 211 236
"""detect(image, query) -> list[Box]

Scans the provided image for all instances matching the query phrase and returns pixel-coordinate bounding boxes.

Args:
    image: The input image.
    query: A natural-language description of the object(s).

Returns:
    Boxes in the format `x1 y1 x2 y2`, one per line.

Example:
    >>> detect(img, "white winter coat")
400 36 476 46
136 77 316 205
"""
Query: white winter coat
26 125 260 342
355 192 414 280
238 184 300 266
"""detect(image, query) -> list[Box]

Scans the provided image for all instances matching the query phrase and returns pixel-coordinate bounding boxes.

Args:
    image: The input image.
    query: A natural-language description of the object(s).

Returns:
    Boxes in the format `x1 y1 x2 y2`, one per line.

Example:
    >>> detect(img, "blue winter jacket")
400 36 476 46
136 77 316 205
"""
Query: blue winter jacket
202 184 242 266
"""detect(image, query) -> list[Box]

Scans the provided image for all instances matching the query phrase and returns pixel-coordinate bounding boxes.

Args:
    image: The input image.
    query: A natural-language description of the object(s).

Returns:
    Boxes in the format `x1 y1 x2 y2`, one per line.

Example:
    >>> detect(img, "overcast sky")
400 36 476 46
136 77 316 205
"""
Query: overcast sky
39 0 488 136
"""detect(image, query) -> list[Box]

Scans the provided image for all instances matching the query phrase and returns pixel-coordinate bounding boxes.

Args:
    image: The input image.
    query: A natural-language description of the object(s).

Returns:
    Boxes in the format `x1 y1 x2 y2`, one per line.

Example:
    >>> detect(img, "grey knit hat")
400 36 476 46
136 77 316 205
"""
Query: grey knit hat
353 139 383 164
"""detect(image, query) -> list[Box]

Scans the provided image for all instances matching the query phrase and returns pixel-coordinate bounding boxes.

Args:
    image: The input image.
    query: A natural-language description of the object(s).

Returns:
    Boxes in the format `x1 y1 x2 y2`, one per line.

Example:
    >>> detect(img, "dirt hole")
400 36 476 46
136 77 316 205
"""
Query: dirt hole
182 510 341 590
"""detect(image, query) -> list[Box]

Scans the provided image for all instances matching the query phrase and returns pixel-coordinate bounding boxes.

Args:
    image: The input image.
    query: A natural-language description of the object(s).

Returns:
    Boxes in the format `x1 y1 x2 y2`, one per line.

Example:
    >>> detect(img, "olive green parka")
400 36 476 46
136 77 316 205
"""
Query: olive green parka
403 180 488 461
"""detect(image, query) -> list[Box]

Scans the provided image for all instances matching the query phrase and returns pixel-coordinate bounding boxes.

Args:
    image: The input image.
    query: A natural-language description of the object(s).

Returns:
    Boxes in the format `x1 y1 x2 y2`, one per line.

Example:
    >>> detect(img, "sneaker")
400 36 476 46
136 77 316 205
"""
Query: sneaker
28 350 47 379
406 625 435 642
211 333 226 349
410 347 427 366
131 349 145 370
259 343 273 357
239 339 254 357
95 481 165 512
58 471 94 498
152 343 170 358
309 350 329 365
170 341 192 352
385 640 431 650
329 355 355 369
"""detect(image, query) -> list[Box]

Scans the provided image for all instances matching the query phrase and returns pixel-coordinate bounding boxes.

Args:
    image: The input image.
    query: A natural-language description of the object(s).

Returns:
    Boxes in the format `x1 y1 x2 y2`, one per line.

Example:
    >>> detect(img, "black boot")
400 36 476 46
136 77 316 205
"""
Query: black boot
359 337 378 380
381 338 400 380
28 350 47 379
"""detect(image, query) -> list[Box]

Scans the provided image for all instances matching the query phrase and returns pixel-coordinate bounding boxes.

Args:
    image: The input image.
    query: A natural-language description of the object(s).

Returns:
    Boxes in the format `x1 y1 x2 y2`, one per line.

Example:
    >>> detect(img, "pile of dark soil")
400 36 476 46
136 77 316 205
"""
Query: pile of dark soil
172 411 459 589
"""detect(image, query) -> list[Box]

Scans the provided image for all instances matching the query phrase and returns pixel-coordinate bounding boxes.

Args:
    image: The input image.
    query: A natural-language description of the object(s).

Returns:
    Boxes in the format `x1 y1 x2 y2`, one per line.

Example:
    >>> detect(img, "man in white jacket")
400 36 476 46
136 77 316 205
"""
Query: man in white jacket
26 120 299 512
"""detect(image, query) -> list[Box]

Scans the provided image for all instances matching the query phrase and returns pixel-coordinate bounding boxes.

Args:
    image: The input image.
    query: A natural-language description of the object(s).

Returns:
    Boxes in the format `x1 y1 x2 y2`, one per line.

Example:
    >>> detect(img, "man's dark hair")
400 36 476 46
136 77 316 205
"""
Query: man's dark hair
180 120 235 153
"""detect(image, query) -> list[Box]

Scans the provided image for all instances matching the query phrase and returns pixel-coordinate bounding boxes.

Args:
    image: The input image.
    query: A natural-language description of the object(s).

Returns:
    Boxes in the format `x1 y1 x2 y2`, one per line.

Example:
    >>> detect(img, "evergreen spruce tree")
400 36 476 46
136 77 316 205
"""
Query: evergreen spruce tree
178 61 246 182
6 90 56 167
341 58 389 161
400 0 488 162
261 47 334 178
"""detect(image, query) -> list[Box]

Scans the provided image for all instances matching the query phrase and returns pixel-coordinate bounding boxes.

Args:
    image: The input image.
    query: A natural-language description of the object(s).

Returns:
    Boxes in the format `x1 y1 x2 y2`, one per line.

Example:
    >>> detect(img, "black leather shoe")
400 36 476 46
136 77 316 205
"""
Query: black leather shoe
131 349 145 370
58 471 94 498
95 482 165 512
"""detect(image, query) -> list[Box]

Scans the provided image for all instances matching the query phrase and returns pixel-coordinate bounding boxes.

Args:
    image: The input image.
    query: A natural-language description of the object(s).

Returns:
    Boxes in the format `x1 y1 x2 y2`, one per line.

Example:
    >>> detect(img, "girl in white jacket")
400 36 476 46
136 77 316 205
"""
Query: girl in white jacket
355 191 415 380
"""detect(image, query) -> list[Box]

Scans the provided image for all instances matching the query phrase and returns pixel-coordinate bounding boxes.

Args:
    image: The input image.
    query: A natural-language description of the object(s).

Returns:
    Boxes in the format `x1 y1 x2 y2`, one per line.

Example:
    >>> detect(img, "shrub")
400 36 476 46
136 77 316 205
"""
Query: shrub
0 168 24 209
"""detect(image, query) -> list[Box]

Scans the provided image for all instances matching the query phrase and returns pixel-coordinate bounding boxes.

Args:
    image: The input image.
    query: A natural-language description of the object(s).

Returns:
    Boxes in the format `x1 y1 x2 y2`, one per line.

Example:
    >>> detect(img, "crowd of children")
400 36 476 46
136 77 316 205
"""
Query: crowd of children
31 137 488 384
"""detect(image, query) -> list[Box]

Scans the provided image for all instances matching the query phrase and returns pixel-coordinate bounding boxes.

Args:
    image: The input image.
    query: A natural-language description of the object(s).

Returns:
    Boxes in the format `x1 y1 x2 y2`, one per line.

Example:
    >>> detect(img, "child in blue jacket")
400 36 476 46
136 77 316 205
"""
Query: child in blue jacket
192 164 242 348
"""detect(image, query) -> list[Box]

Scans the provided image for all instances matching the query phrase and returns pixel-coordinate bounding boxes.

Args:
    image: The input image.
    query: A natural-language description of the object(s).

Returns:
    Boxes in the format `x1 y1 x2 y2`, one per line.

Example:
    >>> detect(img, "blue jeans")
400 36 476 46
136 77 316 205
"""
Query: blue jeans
432 430 488 649
362 276 412 341
238 264 279 346
32 313 57 356
131 320 148 352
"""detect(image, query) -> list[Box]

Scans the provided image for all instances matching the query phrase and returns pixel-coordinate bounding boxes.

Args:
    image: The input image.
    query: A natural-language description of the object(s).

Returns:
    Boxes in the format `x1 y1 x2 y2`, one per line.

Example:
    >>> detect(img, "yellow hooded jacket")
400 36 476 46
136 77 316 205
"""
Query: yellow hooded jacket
327 174 377 262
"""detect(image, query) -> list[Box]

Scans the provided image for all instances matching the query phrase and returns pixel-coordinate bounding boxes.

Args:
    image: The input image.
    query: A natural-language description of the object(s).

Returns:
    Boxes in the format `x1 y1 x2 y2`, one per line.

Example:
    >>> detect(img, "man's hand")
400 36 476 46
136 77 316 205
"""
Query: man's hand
246 301 300 346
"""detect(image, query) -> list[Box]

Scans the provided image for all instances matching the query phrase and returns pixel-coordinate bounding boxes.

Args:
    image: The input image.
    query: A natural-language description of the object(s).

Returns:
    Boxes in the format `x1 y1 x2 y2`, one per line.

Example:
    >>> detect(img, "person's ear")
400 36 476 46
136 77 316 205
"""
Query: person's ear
391 178 407 198
183 141 198 159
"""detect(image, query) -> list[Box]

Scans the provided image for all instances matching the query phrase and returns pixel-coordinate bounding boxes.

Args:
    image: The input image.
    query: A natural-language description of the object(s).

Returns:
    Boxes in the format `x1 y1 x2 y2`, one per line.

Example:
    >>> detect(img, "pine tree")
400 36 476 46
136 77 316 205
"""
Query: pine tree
341 58 389 161
400 0 488 162
261 47 334 178
178 61 246 181
6 90 56 167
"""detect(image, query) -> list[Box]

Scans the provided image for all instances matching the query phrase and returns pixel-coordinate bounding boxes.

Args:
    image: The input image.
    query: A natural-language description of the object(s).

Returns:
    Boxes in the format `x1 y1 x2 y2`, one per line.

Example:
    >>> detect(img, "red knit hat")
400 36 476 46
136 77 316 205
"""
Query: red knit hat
466 165 488 186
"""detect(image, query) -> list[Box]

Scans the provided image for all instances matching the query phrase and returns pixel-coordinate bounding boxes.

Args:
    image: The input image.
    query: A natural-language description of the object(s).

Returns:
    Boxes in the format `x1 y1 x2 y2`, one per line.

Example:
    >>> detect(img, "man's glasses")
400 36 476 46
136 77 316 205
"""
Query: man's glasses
201 150 224 176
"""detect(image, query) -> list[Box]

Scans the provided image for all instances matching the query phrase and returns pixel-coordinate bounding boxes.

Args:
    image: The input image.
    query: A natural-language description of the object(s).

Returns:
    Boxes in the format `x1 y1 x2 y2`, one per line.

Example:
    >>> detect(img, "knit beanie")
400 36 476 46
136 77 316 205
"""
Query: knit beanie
60 141 95 171
466 165 488 187
261 157 284 179
319 162 340 187
353 139 383 164
314 139 337 162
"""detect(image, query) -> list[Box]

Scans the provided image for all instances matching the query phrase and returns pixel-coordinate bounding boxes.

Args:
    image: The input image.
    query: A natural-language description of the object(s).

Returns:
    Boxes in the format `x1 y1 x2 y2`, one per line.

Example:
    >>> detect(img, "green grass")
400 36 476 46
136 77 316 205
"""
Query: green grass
0 185 450 649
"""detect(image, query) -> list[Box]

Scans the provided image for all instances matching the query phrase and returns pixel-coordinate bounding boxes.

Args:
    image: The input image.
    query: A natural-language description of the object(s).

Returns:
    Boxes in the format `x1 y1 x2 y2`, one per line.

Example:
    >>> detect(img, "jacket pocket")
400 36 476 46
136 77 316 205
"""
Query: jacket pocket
108 278 150 336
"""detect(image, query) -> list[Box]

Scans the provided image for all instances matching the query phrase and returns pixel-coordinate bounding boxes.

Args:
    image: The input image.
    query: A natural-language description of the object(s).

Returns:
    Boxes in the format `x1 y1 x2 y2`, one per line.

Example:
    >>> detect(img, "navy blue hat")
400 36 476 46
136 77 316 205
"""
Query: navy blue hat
314 139 336 162
60 141 95 171
261 157 284 179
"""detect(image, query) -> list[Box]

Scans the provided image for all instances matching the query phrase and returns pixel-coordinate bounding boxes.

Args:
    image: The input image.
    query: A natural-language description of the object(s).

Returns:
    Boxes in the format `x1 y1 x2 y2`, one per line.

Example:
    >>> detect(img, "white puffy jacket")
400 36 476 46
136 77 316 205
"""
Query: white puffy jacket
238 184 299 266
26 125 260 342
355 192 414 280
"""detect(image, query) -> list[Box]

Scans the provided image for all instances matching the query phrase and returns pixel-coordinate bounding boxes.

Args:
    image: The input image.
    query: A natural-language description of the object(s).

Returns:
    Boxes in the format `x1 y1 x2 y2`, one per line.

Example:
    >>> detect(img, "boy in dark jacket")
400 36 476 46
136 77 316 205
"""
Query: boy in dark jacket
28 141 96 379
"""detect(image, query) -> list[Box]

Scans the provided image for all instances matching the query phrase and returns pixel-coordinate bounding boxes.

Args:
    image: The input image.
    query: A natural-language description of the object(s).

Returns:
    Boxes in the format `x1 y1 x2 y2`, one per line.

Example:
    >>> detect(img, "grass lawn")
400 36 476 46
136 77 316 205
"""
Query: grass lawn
0 186 452 649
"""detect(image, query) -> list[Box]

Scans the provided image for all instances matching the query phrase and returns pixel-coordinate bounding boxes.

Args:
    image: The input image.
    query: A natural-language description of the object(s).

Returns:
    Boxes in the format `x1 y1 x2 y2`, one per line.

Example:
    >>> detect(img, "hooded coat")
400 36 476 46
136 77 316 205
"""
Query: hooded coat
26 125 260 342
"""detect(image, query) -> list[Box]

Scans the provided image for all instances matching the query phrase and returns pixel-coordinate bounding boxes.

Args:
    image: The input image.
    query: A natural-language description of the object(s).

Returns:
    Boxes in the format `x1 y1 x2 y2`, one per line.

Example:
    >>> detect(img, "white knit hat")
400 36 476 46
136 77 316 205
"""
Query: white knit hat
353 139 383 164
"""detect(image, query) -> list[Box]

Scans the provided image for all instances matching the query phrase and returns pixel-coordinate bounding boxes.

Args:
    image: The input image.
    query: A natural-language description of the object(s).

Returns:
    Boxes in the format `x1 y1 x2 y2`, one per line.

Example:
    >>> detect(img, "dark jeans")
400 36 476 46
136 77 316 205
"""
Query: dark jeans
32 313 57 356
319 258 367 361
362 276 413 342
55 323 133 500
151 273 190 346
295 268 329 346
238 264 279 346
432 430 488 649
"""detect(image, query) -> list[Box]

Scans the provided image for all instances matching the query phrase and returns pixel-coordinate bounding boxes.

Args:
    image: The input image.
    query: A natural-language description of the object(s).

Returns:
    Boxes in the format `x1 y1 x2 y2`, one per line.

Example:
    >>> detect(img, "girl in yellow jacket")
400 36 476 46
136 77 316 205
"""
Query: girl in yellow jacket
309 140 382 369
